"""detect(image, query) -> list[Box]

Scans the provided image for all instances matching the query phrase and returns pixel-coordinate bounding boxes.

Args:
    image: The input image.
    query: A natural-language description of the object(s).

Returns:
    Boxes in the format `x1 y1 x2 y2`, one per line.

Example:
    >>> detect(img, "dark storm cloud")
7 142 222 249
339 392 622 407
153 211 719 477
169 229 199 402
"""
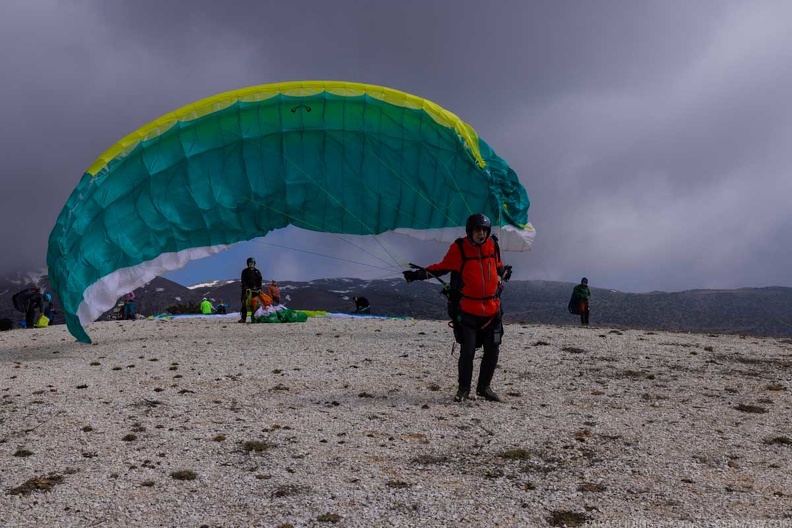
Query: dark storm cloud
2 0 791 291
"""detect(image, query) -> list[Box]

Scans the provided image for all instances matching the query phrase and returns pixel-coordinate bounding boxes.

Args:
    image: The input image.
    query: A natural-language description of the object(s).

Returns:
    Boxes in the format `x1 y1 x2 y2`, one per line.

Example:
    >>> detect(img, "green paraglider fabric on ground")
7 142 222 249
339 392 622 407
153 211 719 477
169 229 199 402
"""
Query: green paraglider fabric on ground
252 309 308 324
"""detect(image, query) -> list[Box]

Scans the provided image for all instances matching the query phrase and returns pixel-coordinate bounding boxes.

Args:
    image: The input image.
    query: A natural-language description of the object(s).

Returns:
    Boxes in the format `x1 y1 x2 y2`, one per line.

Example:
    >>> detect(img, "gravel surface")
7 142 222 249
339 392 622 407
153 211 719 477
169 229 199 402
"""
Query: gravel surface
1 316 791 527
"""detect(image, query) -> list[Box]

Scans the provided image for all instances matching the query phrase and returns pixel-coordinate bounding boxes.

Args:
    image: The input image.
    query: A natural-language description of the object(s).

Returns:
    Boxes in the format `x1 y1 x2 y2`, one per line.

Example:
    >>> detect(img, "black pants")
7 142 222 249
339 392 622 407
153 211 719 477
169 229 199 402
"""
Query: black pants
240 292 249 321
25 307 38 328
457 314 501 391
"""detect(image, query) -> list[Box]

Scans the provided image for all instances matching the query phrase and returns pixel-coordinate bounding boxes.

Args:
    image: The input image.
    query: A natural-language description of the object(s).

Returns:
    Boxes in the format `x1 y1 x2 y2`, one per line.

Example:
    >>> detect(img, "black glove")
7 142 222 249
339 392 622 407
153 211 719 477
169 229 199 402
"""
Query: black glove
498 265 513 282
403 269 427 283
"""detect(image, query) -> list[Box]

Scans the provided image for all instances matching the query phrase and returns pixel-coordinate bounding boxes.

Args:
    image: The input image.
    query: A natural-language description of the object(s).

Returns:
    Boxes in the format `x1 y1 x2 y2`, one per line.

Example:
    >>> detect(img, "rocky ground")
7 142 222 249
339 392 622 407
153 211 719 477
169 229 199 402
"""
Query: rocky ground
1 316 791 527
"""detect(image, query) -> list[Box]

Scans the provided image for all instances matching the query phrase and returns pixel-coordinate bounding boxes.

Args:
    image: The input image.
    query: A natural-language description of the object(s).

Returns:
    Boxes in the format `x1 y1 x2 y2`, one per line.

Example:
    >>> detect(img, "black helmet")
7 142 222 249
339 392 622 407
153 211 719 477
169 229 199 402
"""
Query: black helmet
247 257 256 266
465 213 491 239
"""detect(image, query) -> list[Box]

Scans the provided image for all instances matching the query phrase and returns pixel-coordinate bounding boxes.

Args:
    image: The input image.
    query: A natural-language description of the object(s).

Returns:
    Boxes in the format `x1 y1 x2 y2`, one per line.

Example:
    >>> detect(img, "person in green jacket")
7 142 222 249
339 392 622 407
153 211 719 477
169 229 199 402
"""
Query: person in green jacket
571 278 591 326
200 298 216 315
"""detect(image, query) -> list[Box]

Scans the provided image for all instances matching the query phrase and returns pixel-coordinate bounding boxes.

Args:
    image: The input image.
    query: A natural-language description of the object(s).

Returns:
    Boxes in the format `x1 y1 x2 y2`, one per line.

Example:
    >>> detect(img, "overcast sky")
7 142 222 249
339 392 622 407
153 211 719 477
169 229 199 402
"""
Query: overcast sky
3 0 792 293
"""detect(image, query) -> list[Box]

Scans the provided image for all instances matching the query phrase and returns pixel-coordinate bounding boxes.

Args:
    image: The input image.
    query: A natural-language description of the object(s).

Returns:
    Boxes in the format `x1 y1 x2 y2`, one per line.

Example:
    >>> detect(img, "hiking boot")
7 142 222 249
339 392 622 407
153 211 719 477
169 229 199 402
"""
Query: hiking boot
476 386 502 402
237 319 246 323
453 387 474 402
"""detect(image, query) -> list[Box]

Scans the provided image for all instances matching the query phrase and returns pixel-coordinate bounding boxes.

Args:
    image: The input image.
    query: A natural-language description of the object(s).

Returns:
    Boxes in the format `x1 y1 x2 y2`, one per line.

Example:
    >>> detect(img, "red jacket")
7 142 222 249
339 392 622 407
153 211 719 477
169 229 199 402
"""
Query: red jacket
426 237 503 317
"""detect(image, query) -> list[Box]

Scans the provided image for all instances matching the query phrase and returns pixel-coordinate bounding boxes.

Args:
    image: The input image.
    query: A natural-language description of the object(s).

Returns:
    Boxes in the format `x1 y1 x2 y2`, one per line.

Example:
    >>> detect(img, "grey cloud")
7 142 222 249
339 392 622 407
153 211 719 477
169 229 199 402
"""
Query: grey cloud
2 0 791 292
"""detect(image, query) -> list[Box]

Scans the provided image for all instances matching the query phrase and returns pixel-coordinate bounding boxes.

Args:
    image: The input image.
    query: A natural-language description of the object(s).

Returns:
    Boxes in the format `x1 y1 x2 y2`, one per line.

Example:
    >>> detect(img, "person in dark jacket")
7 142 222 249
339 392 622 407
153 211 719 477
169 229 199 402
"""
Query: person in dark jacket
352 296 370 314
14 288 44 329
239 257 263 323
403 213 511 403
571 277 591 326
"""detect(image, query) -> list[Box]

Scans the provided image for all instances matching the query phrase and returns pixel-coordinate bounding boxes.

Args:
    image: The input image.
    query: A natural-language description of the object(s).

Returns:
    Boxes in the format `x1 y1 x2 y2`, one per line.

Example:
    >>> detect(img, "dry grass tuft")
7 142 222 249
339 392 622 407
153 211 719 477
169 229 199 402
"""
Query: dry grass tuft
412 454 449 465
547 510 589 527
170 470 197 481
132 398 162 408
272 484 309 497
764 436 792 446
498 448 531 460
7 473 64 496
578 482 607 492
734 404 768 414
242 440 274 453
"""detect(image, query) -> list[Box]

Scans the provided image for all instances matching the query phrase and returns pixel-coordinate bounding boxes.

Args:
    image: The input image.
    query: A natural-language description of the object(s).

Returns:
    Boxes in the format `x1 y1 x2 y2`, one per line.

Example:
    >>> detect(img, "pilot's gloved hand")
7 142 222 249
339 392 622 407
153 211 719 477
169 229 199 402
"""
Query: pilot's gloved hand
403 269 428 283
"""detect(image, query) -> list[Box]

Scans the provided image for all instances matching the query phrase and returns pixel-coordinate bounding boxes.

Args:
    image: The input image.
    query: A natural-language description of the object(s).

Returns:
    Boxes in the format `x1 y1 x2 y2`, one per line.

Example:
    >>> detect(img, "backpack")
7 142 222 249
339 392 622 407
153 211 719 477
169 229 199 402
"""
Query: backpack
12 288 37 313
568 293 580 315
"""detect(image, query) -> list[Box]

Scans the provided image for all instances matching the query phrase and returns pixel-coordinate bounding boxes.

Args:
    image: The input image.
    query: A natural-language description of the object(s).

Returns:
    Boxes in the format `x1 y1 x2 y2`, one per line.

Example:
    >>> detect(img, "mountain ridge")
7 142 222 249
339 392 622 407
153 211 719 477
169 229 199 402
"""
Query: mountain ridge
2 274 791 337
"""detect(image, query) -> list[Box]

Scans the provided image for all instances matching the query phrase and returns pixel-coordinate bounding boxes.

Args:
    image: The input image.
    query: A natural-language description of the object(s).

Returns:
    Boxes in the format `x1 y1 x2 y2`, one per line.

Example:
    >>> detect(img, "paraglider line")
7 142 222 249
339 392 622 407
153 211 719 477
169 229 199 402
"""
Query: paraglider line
225 187 408 270
256 240 402 272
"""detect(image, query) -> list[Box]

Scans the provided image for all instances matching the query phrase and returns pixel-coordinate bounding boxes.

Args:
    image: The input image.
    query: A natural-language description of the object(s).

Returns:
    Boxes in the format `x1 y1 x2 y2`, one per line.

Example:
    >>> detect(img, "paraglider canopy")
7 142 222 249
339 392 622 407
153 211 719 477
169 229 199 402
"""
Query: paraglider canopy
47 80 535 343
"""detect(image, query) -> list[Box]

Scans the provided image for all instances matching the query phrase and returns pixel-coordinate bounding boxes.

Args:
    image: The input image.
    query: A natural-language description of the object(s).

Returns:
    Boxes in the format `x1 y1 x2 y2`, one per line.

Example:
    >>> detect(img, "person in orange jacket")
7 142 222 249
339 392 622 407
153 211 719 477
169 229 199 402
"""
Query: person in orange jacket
403 213 512 403
268 280 281 305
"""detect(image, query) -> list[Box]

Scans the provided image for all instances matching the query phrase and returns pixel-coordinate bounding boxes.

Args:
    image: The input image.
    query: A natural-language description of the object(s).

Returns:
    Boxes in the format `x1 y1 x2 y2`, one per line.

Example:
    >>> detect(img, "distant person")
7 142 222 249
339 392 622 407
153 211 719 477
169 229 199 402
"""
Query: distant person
217 299 228 314
200 297 216 315
268 280 281 305
13 287 44 329
240 257 263 323
352 296 370 314
34 292 55 327
43 293 56 322
123 291 136 320
570 277 591 326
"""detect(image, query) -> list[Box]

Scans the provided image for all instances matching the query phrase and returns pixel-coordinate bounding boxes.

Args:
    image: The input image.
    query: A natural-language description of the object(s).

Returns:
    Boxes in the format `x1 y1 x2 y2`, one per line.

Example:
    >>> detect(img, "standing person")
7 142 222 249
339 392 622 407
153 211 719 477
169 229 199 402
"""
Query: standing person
43 293 55 321
403 213 512 403
200 297 216 315
571 277 591 326
352 296 370 314
18 288 44 329
217 299 228 314
239 257 263 323
268 280 281 305
123 292 136 320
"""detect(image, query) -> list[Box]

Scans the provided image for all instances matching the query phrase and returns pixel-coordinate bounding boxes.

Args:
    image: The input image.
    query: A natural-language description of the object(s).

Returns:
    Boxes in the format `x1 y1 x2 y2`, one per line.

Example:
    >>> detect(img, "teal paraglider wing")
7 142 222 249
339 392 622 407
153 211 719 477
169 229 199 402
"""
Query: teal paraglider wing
47 81 534 343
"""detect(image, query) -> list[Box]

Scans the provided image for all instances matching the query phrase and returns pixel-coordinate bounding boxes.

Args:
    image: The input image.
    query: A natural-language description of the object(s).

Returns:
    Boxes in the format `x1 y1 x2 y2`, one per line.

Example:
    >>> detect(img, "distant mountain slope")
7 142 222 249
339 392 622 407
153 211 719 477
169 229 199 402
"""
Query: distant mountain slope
197 279 792 337
2 275 791 337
